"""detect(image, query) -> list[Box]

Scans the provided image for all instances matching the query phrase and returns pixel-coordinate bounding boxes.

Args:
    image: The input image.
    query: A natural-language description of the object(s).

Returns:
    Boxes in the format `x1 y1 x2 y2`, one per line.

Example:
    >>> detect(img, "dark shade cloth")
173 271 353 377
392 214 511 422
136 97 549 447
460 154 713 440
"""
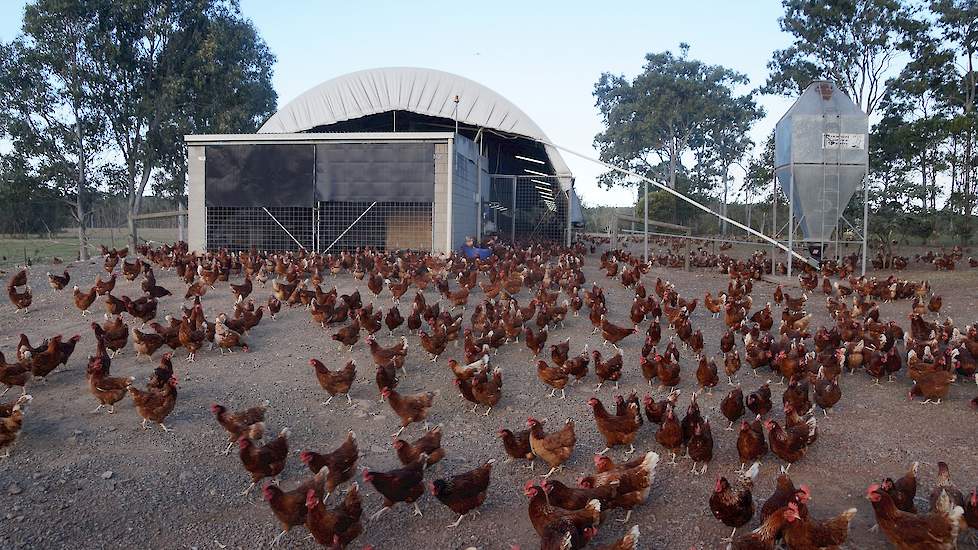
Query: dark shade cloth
315 143 434 202
204 144 314 207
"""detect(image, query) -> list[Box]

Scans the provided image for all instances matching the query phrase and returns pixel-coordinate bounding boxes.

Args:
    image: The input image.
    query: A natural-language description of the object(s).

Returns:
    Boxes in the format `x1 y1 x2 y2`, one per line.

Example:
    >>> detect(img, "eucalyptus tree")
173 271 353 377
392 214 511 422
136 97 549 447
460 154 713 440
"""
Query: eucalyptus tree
0 0 105 259
85 0 277 249
763 0 916 116
594 44 759 224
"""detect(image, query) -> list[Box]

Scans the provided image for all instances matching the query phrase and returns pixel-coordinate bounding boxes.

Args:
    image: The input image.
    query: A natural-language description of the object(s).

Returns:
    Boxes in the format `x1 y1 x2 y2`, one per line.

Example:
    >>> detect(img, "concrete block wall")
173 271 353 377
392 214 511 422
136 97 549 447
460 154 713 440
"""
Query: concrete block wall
187 145 206 251
432 141 450 254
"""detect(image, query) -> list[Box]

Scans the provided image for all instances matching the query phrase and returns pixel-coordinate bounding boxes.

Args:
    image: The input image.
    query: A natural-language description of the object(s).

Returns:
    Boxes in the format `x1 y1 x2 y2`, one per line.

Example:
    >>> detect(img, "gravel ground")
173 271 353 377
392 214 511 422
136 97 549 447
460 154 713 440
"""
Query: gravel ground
2 242 978 550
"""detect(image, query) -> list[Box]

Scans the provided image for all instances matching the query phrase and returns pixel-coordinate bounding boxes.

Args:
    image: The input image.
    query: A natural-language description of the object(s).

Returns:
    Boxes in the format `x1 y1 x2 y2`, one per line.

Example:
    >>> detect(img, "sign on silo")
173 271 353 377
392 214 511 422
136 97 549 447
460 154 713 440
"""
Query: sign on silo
774 81 868 243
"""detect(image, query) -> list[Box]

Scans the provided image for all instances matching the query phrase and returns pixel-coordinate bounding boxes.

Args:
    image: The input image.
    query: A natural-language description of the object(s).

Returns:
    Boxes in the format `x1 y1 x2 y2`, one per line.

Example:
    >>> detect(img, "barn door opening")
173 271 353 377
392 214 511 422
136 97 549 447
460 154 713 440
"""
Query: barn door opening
487 175 566 244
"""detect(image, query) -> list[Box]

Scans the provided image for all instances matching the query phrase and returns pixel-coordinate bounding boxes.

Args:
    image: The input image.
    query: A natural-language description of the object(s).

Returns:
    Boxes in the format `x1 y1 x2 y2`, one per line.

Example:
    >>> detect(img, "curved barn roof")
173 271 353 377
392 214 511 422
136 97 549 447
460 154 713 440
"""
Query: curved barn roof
259 67 571 178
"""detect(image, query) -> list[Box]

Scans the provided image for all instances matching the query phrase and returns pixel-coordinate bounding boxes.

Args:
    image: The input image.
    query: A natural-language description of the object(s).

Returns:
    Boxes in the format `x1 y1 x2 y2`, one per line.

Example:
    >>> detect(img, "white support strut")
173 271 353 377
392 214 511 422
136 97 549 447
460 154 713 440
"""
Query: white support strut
322 201 378 254
262 207 307 251
533 138 816 268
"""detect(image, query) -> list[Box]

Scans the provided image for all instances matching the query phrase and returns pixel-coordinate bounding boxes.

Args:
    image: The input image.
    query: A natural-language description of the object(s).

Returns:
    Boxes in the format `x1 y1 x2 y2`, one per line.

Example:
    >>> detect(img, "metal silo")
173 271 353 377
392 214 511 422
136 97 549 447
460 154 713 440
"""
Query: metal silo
774 80 869 275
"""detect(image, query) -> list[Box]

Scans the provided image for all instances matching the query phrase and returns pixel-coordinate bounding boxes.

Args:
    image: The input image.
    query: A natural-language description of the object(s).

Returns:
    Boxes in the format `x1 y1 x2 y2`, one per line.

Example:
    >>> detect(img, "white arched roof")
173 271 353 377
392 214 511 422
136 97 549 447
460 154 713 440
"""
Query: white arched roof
259 67 572 177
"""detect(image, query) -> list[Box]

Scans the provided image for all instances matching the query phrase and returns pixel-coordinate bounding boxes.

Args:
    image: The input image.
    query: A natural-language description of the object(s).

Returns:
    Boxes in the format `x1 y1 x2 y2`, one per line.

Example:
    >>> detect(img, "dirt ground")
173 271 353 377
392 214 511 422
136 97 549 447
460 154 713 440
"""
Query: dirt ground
2 241 978 550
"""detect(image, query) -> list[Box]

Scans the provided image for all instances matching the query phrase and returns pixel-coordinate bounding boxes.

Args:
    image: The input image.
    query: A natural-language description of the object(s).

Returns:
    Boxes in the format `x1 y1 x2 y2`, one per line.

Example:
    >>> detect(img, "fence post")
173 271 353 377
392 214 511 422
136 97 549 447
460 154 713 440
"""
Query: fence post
510 176 517 243
565 187 572 247
684 229 690 271
177 199 186 242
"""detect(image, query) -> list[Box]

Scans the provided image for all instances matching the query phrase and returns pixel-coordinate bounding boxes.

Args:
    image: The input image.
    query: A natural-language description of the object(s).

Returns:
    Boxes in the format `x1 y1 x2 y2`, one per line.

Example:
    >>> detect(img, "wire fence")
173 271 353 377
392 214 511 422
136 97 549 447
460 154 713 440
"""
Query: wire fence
0 196 182 267
487 175 568 244
206 206 312 252
318 201 432 252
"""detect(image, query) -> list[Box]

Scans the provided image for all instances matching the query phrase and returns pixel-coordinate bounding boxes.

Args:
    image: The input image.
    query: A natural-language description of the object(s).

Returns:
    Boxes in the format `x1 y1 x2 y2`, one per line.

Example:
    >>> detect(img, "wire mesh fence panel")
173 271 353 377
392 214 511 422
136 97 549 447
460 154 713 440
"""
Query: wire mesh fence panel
486 176 514 242
206 206 313 252
487 175 567 244
318 201 432 252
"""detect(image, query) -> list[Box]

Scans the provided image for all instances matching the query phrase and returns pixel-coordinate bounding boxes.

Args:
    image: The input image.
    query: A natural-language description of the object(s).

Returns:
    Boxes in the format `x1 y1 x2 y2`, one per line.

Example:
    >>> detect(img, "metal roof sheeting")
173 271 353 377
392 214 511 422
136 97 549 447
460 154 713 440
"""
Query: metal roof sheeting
259 67 572 177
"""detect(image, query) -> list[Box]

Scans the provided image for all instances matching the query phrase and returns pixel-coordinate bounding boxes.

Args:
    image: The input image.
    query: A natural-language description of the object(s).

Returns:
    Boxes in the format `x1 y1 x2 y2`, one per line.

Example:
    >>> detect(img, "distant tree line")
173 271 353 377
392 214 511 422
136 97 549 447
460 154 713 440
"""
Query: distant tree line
593 0 977 244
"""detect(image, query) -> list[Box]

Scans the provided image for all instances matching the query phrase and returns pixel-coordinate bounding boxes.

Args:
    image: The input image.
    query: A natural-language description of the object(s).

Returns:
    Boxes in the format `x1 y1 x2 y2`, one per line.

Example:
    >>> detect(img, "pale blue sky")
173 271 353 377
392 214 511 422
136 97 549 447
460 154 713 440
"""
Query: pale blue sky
1 0 797 206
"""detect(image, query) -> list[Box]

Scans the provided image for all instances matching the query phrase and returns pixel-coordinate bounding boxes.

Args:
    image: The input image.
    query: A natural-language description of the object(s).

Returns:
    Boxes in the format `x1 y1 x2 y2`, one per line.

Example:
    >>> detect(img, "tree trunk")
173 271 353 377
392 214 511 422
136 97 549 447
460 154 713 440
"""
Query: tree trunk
920 152 927 210
966 49 975 215
71 72 89 261
76 194 88 261
668 141 678 224
128 195 138 252
965 126 973 215
721 169 730 236
127 157 155 251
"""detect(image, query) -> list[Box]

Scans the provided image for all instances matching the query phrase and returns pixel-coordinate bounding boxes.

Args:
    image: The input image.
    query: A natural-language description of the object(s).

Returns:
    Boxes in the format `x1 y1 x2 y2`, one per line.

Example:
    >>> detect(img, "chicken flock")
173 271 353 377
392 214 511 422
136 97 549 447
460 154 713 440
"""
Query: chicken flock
2 237 978 549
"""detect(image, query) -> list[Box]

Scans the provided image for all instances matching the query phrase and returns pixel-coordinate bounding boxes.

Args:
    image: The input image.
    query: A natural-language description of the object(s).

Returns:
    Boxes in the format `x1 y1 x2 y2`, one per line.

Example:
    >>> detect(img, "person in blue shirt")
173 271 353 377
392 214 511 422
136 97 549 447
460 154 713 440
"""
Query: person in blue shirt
460 236 491 260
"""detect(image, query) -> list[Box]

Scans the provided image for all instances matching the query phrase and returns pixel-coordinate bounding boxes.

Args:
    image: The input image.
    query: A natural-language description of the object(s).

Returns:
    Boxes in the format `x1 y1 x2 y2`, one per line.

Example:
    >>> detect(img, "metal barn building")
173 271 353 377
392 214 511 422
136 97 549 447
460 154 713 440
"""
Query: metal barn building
185 67 582 254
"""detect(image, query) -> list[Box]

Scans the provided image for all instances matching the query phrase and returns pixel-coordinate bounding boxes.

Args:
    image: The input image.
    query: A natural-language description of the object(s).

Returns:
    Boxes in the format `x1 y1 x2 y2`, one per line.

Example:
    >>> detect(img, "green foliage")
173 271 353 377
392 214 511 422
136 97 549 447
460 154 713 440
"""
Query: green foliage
580 204 625 233
0 154 73 235
0 4 105 214
633 191 676 222
593 44 761 194
763 0 916 115
82 0 278 248
150 7 278 198
1 0 278 250
743 131 775 202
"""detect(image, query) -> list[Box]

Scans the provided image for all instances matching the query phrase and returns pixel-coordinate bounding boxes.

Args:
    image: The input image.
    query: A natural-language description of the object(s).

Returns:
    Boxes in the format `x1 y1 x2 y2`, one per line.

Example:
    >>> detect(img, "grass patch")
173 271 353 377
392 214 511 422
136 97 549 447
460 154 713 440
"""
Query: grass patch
0 228 178 268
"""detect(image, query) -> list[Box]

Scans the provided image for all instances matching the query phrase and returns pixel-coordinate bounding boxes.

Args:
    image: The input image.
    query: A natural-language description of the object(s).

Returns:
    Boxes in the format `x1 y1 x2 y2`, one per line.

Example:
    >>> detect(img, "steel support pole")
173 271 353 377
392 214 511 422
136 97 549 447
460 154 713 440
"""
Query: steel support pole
771 172 778 267
643 180 649 261
446 137 454 254
787 170 794 278
565 187 572 247
322 202 377 254
861 175 869 275
684 229 690 271
511 176 517 243
476 130 483 239
262 207 307 251
313 205 319 253
722 174 729 236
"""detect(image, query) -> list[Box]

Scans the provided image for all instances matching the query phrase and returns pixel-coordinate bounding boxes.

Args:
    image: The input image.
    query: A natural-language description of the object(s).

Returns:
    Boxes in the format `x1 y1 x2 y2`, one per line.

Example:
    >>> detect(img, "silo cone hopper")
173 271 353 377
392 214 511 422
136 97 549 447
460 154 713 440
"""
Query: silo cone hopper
774 81 868 244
